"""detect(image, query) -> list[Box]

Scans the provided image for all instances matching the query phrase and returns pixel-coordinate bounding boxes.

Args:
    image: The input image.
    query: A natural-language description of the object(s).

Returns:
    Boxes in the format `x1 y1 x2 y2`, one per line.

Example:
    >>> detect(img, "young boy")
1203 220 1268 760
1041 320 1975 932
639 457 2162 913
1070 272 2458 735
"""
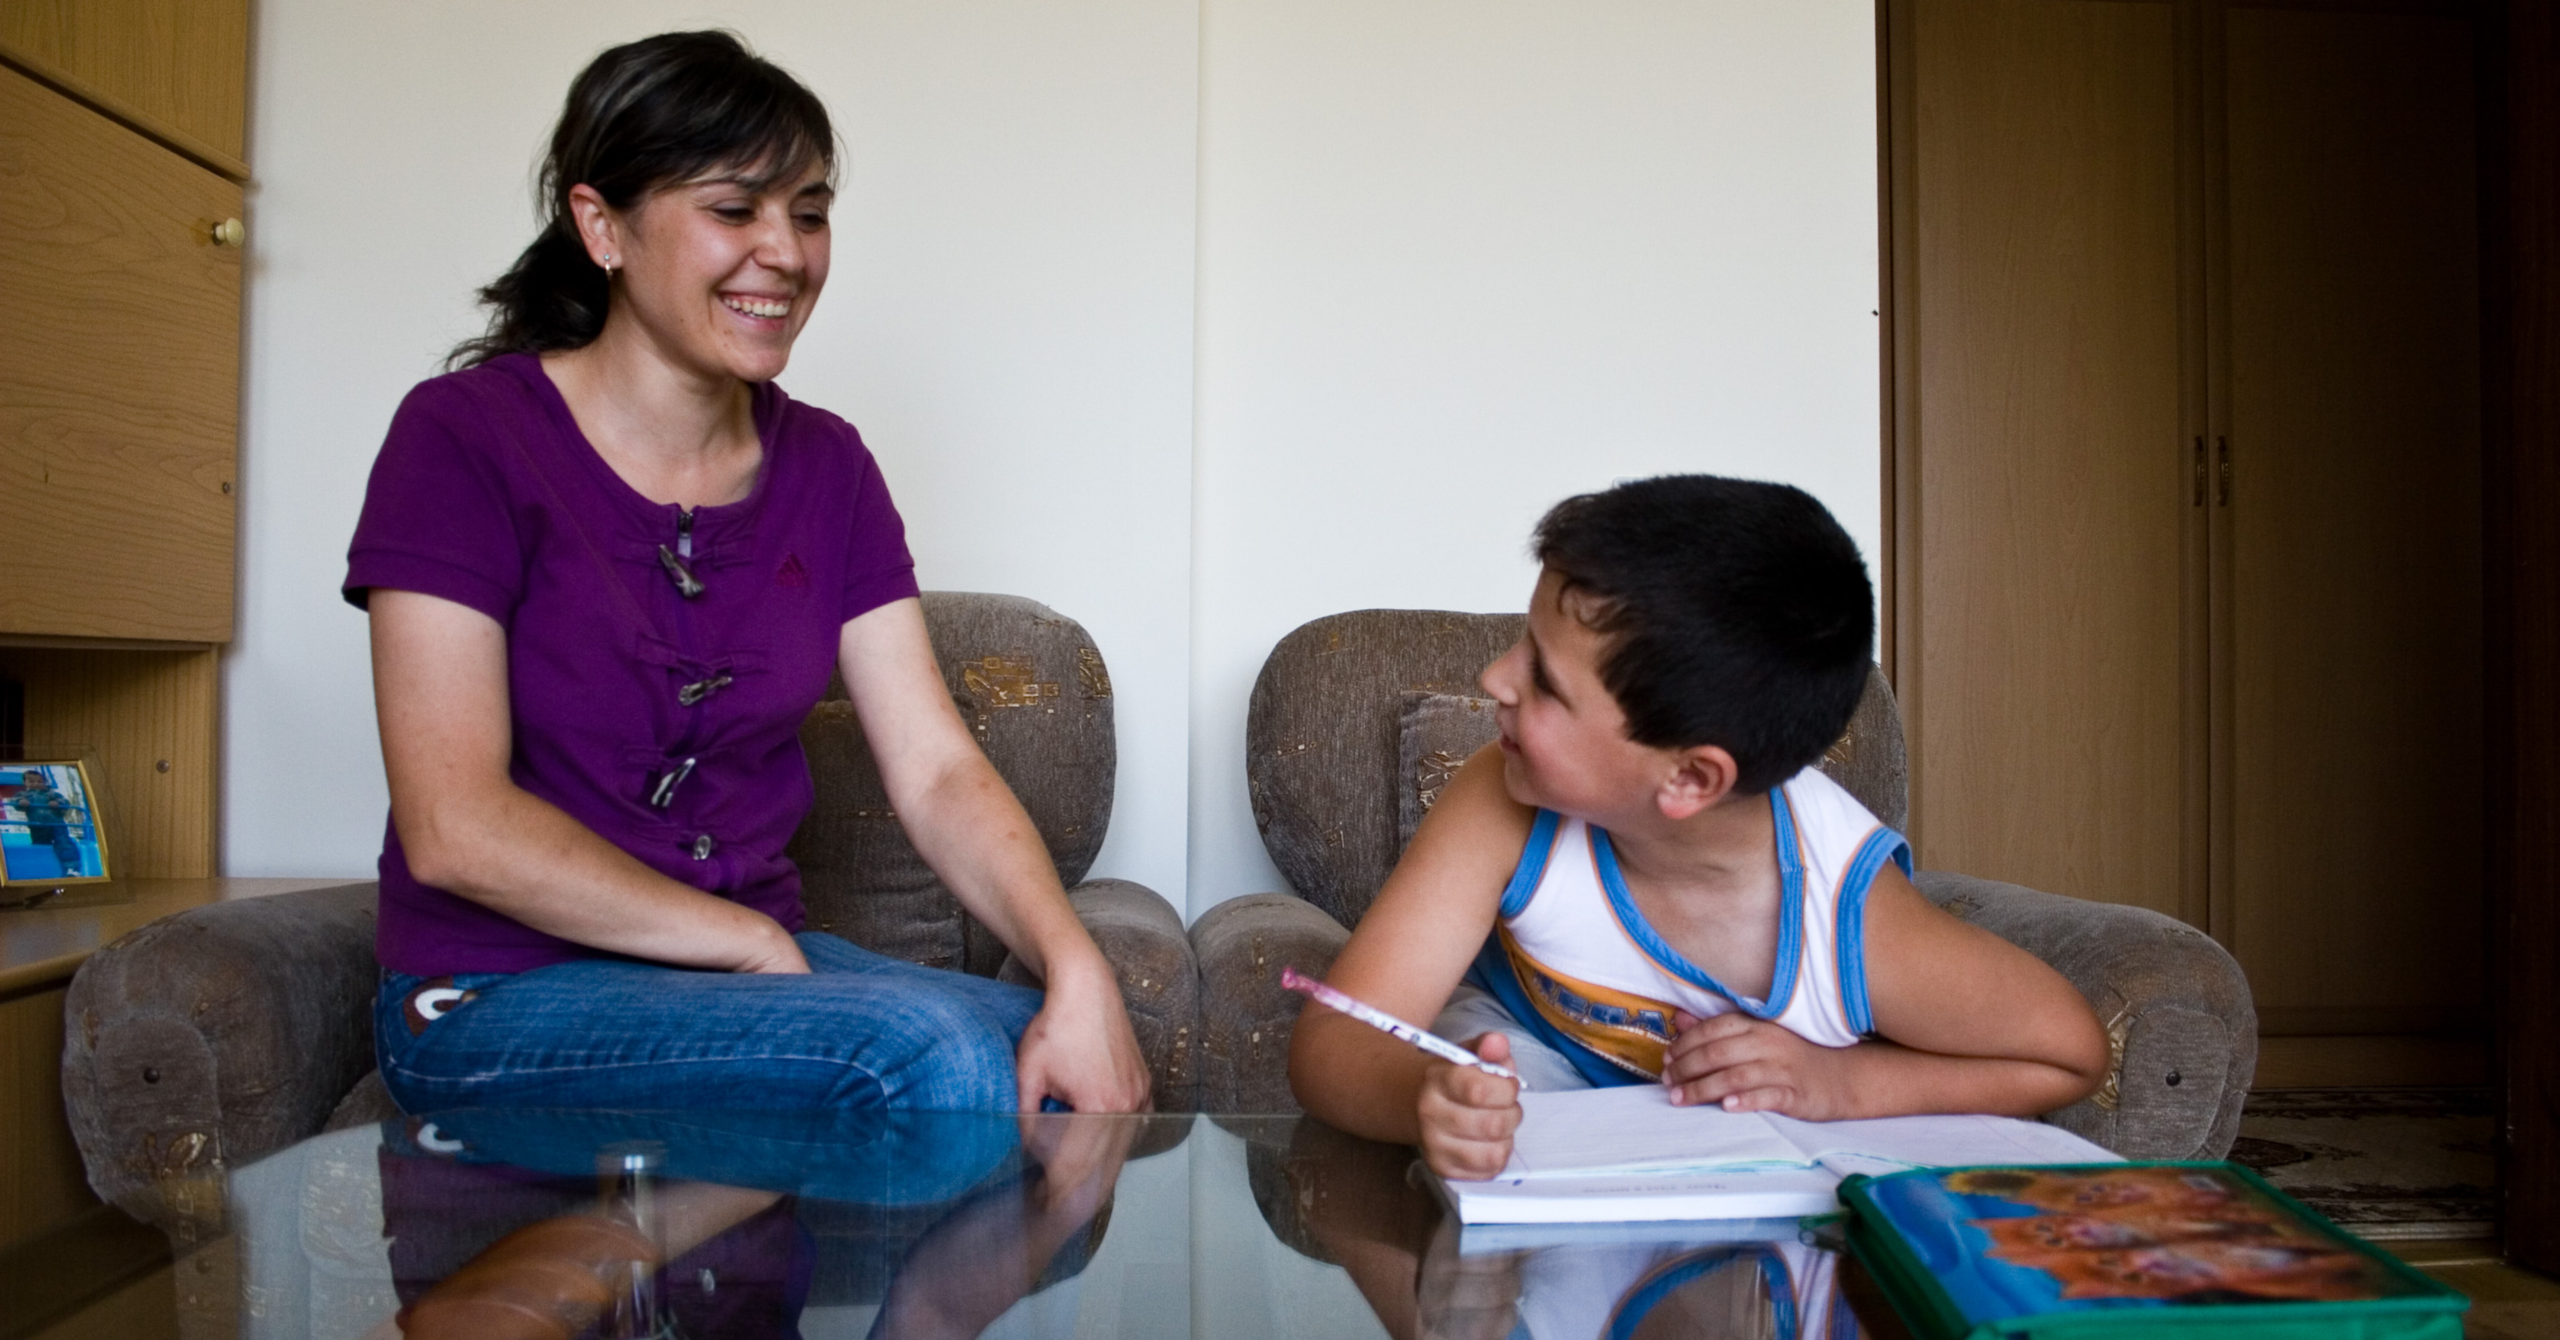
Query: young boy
1289 476 2112 1180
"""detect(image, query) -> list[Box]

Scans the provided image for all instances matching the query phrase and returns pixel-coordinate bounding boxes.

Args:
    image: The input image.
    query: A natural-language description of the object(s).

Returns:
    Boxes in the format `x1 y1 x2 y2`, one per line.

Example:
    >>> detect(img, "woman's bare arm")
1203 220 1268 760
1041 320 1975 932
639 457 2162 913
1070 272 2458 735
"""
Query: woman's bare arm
370 588 807 973
834 598 1149 1113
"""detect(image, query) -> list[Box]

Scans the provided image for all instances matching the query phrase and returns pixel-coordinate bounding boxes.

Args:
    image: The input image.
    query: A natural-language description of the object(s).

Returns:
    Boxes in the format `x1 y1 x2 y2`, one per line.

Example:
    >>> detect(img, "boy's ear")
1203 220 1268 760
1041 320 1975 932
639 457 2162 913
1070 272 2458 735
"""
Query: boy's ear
1657 745 1741 821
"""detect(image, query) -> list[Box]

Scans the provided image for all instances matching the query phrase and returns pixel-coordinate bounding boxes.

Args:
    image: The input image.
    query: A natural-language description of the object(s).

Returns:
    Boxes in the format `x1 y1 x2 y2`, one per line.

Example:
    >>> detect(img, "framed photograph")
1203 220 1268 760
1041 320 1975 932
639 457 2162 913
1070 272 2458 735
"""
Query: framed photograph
0 760 113 885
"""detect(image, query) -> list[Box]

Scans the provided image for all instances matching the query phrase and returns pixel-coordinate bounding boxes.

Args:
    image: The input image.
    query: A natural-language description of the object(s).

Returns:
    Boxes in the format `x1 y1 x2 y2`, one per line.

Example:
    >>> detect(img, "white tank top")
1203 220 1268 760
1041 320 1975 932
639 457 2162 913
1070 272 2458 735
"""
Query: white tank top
1483 765 1911 1082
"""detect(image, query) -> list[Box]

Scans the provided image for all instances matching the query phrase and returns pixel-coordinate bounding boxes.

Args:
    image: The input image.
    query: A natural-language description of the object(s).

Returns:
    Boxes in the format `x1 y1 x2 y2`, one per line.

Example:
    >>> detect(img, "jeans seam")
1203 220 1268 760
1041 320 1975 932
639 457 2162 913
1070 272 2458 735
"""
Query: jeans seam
383 1052 888 1088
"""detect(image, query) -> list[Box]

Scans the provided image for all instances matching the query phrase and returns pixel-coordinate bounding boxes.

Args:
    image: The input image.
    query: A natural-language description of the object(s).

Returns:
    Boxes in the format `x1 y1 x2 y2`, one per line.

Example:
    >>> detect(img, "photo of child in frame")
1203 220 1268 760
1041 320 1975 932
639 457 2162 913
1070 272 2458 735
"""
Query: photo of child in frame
0 761 112 884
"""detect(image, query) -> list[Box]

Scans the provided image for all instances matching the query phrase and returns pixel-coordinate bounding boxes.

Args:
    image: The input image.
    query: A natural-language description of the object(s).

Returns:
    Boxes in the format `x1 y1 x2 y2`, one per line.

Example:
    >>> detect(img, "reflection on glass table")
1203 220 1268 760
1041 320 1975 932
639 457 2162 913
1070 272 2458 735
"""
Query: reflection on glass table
1254 1116 1867 1340
211 1111 1887 1340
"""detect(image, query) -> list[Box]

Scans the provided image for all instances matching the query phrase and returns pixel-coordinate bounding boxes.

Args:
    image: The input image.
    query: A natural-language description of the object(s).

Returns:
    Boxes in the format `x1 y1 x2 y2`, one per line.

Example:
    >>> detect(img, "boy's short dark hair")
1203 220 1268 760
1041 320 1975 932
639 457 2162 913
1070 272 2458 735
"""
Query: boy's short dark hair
1532 475 1873 794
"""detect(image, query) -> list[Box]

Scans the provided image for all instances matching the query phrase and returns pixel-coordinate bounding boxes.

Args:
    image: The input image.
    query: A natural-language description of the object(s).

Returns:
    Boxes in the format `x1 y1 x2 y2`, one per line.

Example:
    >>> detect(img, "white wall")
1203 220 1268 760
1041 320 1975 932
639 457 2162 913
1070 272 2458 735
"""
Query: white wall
226 0 1201 901
1187 0 1882 910
224 1 1877 924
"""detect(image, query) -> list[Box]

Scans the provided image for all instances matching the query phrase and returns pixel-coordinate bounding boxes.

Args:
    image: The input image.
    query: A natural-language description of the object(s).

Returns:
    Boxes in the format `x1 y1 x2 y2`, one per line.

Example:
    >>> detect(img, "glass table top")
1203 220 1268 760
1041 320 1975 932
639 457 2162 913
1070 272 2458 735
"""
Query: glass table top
208 1109 1895 1339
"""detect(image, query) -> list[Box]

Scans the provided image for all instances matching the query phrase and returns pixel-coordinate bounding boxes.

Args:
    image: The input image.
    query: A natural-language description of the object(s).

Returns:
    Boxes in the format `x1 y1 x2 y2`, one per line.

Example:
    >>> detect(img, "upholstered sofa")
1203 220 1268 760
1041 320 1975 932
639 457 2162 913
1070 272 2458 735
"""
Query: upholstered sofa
1190 609 2258 1162
60 592 1201 1237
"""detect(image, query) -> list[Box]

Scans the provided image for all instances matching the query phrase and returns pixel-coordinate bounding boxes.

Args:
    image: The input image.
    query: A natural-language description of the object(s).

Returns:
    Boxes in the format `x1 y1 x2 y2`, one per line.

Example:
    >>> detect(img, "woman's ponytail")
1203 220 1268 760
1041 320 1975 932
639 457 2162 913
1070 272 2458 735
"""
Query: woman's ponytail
449 223 610 368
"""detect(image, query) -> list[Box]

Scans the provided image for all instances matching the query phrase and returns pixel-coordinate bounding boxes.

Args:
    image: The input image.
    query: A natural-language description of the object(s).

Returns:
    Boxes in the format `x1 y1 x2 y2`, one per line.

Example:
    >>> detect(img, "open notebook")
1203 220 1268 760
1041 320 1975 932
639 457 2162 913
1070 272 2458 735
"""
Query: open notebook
1438 1085 2119 1224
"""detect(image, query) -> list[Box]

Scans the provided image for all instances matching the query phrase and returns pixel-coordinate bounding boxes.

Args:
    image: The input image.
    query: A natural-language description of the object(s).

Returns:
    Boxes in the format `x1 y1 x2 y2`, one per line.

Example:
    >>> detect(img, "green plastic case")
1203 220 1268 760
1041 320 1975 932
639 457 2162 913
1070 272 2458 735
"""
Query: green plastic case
1838 1162 2468 1340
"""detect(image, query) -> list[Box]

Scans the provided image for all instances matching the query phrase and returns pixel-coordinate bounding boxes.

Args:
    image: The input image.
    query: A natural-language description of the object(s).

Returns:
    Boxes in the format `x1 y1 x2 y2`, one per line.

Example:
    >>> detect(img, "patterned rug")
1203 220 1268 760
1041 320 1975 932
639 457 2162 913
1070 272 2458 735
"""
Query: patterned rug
2230 1087 2496 1240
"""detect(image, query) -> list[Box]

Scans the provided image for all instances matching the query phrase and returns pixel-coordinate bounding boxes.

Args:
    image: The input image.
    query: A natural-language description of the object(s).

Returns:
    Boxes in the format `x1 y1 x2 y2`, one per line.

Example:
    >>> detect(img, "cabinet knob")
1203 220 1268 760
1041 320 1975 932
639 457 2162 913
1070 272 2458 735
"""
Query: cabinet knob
210 217 246 248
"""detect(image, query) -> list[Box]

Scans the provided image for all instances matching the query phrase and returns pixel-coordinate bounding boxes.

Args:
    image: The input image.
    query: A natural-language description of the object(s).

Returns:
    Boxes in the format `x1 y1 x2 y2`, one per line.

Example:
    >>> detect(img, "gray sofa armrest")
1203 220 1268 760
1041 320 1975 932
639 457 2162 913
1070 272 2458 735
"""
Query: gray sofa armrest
1000 878 1202 1112
1913 871 2257 1160
61 882 381 1235
1190 893 1350 1114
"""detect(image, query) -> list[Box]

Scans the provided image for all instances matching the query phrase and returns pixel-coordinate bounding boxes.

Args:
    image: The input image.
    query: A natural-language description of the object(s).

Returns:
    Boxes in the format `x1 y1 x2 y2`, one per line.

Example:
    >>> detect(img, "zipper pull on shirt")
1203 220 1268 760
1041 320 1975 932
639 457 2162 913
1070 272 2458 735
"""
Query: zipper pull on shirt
677 674 734 707
657 546 704 599
647 756 698 809
658 506 704 598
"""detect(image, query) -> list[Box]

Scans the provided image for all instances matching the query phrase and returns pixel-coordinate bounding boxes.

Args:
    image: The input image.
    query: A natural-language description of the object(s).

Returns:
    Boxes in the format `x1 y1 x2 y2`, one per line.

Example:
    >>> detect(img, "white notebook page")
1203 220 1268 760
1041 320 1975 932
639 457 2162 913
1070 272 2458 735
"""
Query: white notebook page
1501 1085 1807 1178
1496 1085 2120 1181
1765 1111 2120 1175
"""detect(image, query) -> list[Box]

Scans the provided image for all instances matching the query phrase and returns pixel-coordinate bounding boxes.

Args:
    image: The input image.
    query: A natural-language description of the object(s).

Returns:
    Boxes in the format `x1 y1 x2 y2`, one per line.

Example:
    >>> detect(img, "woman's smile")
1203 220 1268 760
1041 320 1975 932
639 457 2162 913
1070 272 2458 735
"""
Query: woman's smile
720 292 793 322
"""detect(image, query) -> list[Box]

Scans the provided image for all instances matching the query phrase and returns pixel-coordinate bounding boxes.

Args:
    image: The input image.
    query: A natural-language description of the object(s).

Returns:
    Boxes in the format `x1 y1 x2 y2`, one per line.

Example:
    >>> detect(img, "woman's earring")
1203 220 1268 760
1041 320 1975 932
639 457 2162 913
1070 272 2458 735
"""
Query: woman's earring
601 253 617 281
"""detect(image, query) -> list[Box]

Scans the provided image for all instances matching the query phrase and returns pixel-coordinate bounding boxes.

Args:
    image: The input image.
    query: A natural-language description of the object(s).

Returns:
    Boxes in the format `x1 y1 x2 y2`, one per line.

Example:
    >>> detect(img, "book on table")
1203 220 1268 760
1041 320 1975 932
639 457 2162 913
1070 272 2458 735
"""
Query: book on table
1435 1085 2120 1225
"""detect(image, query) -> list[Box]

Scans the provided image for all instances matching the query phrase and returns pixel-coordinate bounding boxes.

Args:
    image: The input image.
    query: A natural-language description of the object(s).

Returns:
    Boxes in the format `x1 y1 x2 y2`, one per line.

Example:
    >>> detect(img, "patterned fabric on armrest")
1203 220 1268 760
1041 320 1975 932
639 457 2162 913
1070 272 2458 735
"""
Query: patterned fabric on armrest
1395 691 1502 853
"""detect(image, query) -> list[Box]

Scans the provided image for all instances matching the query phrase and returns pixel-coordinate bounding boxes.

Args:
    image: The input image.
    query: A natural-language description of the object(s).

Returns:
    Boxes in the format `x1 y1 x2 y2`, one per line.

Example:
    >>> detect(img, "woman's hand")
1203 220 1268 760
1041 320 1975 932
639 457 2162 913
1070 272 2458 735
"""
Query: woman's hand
1014 955 1150 1113
731 924 813 975
1415 1034 1522 1180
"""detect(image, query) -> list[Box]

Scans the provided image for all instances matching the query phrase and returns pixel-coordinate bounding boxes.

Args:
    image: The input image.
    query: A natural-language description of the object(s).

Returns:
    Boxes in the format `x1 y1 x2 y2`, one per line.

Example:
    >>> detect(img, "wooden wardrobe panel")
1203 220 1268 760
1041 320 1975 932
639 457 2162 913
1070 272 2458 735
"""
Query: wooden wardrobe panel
0 66 240 644
0 0 250 175
2222 7 2483 1030
0 986 97 1254
1905 0 2187 915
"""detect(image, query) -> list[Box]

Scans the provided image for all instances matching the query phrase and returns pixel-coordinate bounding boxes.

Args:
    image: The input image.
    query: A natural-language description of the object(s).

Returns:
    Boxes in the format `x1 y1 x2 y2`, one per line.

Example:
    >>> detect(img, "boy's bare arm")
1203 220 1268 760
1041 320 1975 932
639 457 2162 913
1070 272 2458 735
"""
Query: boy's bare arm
1662 866 2110 1119
1288 745 1530 1161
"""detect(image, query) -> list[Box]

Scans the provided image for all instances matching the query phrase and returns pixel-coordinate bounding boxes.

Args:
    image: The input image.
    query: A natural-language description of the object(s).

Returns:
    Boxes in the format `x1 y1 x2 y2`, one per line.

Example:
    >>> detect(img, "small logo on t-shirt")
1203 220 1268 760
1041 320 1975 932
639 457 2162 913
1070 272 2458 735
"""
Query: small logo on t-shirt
776 554 809 588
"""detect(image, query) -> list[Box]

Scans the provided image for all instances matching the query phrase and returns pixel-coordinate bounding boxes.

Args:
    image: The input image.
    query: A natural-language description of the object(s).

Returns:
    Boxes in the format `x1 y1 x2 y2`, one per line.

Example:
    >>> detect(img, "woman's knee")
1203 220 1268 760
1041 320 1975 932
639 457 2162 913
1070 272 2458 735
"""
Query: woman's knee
861 990 1024 1110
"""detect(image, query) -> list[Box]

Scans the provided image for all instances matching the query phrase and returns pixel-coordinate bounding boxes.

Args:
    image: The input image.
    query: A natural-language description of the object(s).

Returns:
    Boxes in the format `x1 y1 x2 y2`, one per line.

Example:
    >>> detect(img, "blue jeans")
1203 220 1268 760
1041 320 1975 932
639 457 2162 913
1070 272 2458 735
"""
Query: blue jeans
375 931 1043 1114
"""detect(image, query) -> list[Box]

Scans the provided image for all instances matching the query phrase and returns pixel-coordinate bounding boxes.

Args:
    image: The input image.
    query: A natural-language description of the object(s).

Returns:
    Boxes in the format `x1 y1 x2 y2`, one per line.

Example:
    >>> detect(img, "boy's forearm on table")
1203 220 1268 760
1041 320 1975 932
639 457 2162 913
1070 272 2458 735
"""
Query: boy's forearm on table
1839 1042 2100 1118
1291 1010 1437 1143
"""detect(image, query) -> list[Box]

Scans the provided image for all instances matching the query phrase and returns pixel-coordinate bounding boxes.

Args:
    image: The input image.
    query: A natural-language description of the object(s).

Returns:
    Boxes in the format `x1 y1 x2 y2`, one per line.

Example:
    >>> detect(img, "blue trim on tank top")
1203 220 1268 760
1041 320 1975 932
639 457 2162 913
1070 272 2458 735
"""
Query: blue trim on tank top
1498 809 1563 919
1832 827 1914 1037
1606 1247 1796 1340
1587 786 1805 1021
1466 935 1651 1088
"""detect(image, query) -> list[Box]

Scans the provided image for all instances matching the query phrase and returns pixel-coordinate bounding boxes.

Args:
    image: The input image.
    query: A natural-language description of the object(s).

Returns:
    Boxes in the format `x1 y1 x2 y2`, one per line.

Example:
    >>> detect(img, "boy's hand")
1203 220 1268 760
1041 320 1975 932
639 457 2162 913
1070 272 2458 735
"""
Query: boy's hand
1416 1034 1523 1180
1663 1011 1860 1119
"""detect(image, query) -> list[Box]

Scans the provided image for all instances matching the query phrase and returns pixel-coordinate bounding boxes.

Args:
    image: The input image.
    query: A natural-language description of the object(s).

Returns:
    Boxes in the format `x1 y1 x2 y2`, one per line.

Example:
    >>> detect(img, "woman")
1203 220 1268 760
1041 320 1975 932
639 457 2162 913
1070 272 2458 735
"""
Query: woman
344 31 1147 1114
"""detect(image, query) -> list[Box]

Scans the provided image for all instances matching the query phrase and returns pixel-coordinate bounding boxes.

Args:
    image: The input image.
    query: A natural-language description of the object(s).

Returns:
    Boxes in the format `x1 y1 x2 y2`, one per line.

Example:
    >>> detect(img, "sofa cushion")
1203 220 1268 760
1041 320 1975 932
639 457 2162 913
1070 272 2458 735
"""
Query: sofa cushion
1395 690 1503 853
1248 611 1526 929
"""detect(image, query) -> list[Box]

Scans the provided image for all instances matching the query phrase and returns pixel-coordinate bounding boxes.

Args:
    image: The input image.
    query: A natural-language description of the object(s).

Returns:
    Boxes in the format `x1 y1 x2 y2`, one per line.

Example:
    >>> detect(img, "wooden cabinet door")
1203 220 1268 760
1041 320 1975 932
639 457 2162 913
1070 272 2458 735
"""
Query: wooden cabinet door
0 0 251 174
1895 0 2193 919
0 65 239 642
2220 5 2485 1034
1892 0 2490 1041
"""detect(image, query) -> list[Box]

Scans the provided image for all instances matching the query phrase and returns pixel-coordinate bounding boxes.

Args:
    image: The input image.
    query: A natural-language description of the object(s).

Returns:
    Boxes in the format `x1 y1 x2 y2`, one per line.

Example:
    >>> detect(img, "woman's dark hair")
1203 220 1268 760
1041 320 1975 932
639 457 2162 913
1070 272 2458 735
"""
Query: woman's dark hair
1532 475 1874 794
449 31 835 368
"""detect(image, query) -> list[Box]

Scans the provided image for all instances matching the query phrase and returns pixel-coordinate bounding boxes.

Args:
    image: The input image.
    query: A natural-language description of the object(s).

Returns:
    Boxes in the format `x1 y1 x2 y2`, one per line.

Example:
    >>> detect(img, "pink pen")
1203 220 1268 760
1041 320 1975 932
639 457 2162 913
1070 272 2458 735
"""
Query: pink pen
1280 966 1523 1084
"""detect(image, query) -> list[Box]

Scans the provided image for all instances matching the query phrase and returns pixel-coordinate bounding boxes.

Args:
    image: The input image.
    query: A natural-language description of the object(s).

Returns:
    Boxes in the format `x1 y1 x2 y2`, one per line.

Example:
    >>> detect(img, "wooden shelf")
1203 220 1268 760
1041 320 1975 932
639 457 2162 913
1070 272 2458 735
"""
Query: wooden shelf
0 878 366 1000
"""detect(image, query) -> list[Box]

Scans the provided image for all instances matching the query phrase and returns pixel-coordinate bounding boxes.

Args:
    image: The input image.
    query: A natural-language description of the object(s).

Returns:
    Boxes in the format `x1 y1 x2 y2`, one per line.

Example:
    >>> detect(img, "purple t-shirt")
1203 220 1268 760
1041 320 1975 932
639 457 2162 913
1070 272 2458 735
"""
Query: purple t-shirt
344 353 919 976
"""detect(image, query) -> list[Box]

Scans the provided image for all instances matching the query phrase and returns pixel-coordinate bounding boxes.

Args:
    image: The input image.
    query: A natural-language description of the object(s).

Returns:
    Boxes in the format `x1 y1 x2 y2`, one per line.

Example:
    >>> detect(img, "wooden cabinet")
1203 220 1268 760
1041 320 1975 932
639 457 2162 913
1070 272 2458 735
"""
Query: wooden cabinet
0 62 241 646
0 1 250 1273
0 0 251 176
1891 0 2192 925
1 6 246 882
1885 0 2488 1046
2218 7 2484 1036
